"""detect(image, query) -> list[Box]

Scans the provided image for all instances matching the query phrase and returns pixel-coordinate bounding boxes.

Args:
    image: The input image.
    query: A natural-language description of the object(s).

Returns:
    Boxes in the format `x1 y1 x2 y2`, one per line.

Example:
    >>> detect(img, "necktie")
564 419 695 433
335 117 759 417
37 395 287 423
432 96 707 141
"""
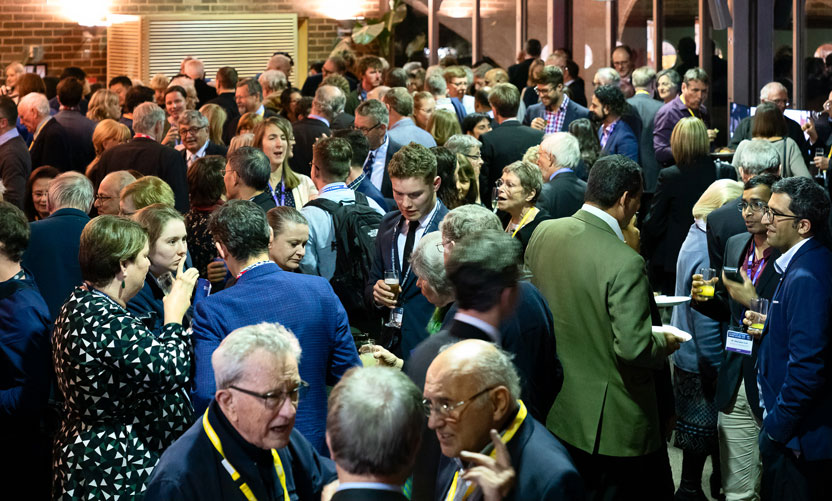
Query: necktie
401 220 420 276
363 151 375 176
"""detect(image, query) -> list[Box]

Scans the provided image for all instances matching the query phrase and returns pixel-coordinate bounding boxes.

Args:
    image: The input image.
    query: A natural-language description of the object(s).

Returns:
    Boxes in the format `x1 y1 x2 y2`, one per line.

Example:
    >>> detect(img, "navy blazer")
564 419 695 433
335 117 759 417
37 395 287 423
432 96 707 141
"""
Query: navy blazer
21 208 89 319
29 118 72 172
291 118 331 178
599 119 639 163
191 262 360 454
54 110 95 173
537 170 587 220
436 410 584 501
364 201 449 359
522 99 590 130
757 238 832 460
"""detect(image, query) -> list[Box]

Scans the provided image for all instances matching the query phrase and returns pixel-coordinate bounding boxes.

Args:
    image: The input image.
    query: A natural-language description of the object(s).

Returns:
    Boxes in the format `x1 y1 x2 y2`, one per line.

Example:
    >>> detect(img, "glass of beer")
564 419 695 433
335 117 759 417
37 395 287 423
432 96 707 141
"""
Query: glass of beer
384 270 402 328
358 338 377 367
748 297 769 335
698 267 716 297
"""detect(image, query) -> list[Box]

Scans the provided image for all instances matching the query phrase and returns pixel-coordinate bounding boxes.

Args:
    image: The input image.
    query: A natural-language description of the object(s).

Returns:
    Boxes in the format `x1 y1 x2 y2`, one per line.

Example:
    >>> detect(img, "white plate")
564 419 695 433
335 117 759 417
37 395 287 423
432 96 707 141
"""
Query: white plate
652 325 693 343
654 295 692 307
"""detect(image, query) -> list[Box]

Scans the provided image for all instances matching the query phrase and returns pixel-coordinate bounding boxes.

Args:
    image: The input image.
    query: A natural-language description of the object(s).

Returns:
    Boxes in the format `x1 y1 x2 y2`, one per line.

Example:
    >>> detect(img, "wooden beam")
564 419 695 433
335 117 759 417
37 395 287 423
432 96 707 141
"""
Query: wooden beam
547 0 570 56
516 0 527 60
792 0 806 109
472 0 482 63
606 0 618 65
698 0 713 112
652 0 663 70
428 0 439 65
756 0 774 94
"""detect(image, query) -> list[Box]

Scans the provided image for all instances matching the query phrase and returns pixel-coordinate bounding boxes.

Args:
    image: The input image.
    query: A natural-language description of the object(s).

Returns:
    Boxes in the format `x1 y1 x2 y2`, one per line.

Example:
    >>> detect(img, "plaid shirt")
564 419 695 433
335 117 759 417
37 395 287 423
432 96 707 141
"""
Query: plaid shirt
600 119 620 150
543 95 571 134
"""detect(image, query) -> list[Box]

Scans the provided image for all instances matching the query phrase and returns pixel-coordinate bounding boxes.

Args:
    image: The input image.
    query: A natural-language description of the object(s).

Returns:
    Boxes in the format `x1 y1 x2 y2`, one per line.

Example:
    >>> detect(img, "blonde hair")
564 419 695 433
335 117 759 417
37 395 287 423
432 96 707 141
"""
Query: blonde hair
236 111 263 135
522 145 540 166
428 109 461 147
670 117 709 166
121 176 175 210
149 73 170 91
228 133 254 155
87 89 121 122
92 119 131 156
200 103 227 146
692 179 744 221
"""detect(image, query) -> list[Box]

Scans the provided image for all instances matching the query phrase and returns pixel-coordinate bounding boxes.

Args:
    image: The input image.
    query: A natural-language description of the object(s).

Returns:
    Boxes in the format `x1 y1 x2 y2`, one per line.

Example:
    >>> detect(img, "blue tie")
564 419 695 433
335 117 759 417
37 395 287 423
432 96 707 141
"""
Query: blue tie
363 151 375 177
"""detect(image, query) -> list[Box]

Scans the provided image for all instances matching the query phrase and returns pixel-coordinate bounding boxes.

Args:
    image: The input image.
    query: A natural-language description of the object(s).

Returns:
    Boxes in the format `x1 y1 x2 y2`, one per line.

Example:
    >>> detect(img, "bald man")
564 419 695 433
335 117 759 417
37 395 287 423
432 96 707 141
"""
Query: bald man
267 53 293 79
95 171 136 216
425 339 583 501
183 58 217 107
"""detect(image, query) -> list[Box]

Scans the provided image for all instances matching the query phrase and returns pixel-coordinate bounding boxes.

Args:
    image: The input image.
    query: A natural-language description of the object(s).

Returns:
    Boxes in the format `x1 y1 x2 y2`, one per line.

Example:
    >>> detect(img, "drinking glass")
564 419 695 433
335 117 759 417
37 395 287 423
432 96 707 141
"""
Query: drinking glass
357 338 377 367
698 267 717 297
748 297 770 335
815 147 827 182
491 187 500 214
383 270 402 328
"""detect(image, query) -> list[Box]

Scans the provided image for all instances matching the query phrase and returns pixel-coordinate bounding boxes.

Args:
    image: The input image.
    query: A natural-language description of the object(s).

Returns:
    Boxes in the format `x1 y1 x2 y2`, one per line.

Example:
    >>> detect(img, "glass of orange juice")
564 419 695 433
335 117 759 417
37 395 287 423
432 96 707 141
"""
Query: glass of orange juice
698 267 716 297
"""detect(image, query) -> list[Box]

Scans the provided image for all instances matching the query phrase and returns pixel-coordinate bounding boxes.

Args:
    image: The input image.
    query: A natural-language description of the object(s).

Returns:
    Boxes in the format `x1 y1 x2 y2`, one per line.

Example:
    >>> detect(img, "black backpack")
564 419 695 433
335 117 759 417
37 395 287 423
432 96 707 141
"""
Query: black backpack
306 192 383 326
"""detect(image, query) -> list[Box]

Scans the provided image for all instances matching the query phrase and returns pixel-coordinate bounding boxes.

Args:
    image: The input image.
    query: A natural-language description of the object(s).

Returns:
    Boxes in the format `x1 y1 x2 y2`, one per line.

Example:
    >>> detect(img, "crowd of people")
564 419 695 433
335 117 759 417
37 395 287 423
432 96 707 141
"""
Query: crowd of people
1 38 831 501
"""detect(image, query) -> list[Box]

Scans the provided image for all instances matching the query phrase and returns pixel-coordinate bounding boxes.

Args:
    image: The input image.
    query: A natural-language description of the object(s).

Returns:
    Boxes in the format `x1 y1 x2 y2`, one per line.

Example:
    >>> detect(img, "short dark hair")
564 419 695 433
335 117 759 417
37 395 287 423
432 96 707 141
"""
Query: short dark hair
565 59 580 78
536 66 564 88
0 96 17 124
188 155 226 206
165 85 187 101
227 146 270 191
216 67 238 90
0 202 29 262
108 75 132 88
208 200 271 261
525 39 542 57
60 66 86 81
331 129 370 167
79 215 148 287
446 230 521 311
585 154 643 208
296 96 313 118
384 67 408 88
744 173 780 191
312 137 352 182
124 85 155 113
683 67 710 86
57 77 84 107
431 146 459 209
488 83 520 118
771 176 832 238
237 78 262 100
593 84 628 117
461 113 490 135
357 56 383 77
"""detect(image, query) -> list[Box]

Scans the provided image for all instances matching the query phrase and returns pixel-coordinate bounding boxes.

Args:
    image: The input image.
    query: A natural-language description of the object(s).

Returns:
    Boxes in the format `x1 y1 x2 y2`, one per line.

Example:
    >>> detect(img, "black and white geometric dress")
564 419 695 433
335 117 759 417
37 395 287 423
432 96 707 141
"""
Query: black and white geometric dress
51 284 193 499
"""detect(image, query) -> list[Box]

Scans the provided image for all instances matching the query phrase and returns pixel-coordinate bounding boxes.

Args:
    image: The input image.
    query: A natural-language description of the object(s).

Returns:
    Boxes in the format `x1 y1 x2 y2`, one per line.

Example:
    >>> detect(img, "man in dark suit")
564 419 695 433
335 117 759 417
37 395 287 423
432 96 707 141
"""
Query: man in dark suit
563 59 588 107
692 174 780 500
627 66 664 194
182 58 217 108
300 55 358 97
326 367 421 501
481 83 544 208
48 67 89 115
206 67 240 146
354 99 402 199
508 39 542 92
54 77 95 173
591 84 640 163
92 102 189 213
223 146 276 214
108 75 132 114
18 92 72 172
0 96 31 209
537 132 587 219
291 85 341 177
365 143 448 358
523 66 590 134
428 339 584 500
21 172 92 319
190 200 360 454
754 177 832 500
177 110 227 168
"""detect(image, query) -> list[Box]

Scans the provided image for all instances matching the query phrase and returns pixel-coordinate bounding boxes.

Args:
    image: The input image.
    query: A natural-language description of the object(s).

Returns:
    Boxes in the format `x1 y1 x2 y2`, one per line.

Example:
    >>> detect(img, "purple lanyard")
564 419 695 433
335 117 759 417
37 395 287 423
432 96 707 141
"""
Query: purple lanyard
746 240 766 286
268 180 286 206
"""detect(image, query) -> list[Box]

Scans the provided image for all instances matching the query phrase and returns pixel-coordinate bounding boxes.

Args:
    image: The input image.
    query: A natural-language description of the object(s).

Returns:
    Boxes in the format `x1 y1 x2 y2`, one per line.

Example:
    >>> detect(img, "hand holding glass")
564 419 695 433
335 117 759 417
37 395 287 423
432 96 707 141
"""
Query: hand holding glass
698 267 717 298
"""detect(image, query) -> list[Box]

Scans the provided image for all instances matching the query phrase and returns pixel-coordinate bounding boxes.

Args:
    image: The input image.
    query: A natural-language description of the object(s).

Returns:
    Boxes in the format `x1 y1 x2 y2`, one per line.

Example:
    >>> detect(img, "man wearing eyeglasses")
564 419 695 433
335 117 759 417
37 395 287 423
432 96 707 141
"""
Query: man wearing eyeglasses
424 339 583 501
178 110 227 168
94 170 136 216
750 177 832 500
354 99 403 198
522 65 589 134
146 322 339 500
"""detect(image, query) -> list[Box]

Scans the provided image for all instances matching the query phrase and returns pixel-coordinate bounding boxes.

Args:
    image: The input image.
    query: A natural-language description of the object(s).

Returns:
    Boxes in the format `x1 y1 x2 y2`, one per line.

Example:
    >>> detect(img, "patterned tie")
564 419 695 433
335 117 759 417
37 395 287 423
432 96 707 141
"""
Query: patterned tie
363 151 375 177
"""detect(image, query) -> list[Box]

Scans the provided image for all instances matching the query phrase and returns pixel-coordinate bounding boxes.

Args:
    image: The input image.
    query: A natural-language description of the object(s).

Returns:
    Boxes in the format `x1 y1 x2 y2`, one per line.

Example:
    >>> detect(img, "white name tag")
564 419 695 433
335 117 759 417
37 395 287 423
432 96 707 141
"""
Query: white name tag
725 329 753 355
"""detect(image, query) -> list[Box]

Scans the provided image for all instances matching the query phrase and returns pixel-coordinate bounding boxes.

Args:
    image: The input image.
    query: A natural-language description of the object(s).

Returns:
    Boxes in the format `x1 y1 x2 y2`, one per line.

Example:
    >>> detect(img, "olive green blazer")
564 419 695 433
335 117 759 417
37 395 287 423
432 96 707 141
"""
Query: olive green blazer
525 209 669 457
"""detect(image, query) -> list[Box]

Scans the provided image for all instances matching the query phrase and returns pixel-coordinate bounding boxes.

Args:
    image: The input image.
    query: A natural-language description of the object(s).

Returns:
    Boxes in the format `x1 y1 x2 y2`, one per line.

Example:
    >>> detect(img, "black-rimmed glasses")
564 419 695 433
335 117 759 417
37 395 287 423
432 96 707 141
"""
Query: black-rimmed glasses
762 206 802 222
737 200 767 213
229 380 309 410
352 122 382 134
423 386 497 418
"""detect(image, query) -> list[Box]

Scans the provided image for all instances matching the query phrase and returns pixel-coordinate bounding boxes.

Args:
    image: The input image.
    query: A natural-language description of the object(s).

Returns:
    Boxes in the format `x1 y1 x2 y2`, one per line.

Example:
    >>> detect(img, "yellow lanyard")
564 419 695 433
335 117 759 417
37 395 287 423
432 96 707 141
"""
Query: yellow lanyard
509 208 537 238
679 95 696 117
202 410 290 501
28 118 49 151
635 89 651 96
445 400 528 501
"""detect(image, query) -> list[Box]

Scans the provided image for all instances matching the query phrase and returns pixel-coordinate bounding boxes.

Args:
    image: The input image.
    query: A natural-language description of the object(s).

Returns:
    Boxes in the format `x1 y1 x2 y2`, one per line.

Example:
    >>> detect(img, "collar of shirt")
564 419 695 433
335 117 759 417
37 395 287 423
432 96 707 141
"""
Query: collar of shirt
336 482 403 493
319 182 349 195
307 113 330 127
774 236 813 274
501 117 518 124
581 203 625 242
454 312 501 342
694 218 707 232
603 118 620 134
389 117 414 130
368 134 390 188
549 168 573 181
402 199 439 234
348 171 366 189
0 126 20 147
187 140 210 162
557 95 570 112
635 89 651 96
256 104 265 117
134 133 154 141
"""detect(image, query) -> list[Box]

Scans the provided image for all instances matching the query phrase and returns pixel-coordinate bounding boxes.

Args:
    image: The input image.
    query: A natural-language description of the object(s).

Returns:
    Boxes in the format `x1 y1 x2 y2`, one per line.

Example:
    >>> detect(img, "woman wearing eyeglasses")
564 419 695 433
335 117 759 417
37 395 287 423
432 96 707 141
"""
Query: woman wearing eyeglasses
495 160 552 254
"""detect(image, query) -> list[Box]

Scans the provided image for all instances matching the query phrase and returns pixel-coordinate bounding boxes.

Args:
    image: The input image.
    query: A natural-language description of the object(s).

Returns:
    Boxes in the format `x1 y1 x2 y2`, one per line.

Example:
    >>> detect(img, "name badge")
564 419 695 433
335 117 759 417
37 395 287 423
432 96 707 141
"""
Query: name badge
725 329 753 355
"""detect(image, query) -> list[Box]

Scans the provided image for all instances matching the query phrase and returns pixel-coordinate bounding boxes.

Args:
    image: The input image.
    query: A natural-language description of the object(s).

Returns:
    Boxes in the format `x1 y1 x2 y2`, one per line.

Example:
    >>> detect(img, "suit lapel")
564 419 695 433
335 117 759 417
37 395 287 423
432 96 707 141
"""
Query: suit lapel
400 201 447 294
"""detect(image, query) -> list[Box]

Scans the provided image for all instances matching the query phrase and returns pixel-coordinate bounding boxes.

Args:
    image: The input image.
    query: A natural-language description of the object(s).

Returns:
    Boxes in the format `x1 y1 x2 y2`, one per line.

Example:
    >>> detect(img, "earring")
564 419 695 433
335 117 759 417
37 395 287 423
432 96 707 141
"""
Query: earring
121 279 125 289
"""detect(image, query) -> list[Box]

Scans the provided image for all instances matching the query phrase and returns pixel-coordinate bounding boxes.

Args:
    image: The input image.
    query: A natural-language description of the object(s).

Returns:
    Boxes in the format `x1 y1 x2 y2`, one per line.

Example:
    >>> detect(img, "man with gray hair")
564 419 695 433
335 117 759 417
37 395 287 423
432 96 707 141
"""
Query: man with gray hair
258 69 288 101
93 102 189 212
536 132 586 219
627 66 663 194
21 171 93 318
146 322 339 499
706 139 782 270
355 99 402 196
224 146 276 213
290 85 342 177
425 339 583 500
183 58 218 107
178 110 227 167
267 52 293 79
592 67 620 89
326 367 423 501
426 73 454 115
444 134 483 178
17 92 71 171
384 87 436 148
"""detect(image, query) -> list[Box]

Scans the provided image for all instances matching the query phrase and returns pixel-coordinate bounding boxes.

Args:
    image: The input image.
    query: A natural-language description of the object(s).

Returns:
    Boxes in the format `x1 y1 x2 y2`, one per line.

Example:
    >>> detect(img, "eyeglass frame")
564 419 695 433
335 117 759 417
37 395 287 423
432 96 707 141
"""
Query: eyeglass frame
422 385 498 418
762 205 803 222
94 194 115 202
179 125 207 136
228 380 310 410
352 122 382 135
737 200 767 213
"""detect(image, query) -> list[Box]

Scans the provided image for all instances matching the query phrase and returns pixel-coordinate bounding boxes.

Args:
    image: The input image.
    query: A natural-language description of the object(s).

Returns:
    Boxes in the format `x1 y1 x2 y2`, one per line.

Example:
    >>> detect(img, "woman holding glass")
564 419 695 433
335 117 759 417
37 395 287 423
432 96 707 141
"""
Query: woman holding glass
253 116 317 207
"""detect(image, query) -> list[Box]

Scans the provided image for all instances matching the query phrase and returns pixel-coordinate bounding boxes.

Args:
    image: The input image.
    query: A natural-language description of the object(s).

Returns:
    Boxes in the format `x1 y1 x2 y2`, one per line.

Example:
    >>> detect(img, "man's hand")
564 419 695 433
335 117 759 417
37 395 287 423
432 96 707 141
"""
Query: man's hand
530 117 546 131
690 273 717 302
803 119 818 144
722 268 757 309
372 279 398 308
206 260 227 283
743 310 767 339
622 215 640 252
459 429 516 501
163 259 200 324
813 156 829 173
661 330 681 354
359 344 403 369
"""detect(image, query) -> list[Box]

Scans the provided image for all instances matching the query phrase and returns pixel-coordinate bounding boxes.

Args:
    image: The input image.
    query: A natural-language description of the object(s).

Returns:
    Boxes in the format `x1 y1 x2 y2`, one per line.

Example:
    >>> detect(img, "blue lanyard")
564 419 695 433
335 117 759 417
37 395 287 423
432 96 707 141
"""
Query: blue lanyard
390 205 440 285
268 180 286 206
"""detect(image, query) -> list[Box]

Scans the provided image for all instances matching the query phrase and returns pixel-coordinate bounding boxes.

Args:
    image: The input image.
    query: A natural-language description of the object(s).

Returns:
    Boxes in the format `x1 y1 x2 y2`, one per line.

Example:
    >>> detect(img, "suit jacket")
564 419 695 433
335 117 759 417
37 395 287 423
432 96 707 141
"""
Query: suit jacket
758 238 832 460
364 201 449 358
706 196 747 270
693 233 780 418
301 73 358 97
525 209 670 456
93 137 190 213
537 170 587 220
54 110 95 173
565 78 587 107
627 93 663 192
331 488 407 501
191 262 360 454
49 97 88 116
379 137 404 200
522 99 590 131
29 118 72 172
388 117 436 149
508 58 536 91
600 119 639 163
641 157 719 272
480 121 544 208
193 78 218 108
21 208 89 319
0 133 31 208
330 112 354 131
291 117 331 177
180 141 228 165
206 92 240 146
435 409 584 501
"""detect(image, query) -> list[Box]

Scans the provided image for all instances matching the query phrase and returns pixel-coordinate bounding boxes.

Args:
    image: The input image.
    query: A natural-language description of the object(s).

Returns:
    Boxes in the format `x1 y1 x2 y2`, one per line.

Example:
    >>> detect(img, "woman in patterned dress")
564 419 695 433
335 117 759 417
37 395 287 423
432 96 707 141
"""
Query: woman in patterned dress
51 215 199 499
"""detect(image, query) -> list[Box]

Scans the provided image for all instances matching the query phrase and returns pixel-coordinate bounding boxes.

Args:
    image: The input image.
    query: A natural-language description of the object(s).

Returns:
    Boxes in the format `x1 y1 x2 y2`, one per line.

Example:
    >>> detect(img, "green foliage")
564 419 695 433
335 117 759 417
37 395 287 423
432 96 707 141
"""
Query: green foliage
351 0 407 58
